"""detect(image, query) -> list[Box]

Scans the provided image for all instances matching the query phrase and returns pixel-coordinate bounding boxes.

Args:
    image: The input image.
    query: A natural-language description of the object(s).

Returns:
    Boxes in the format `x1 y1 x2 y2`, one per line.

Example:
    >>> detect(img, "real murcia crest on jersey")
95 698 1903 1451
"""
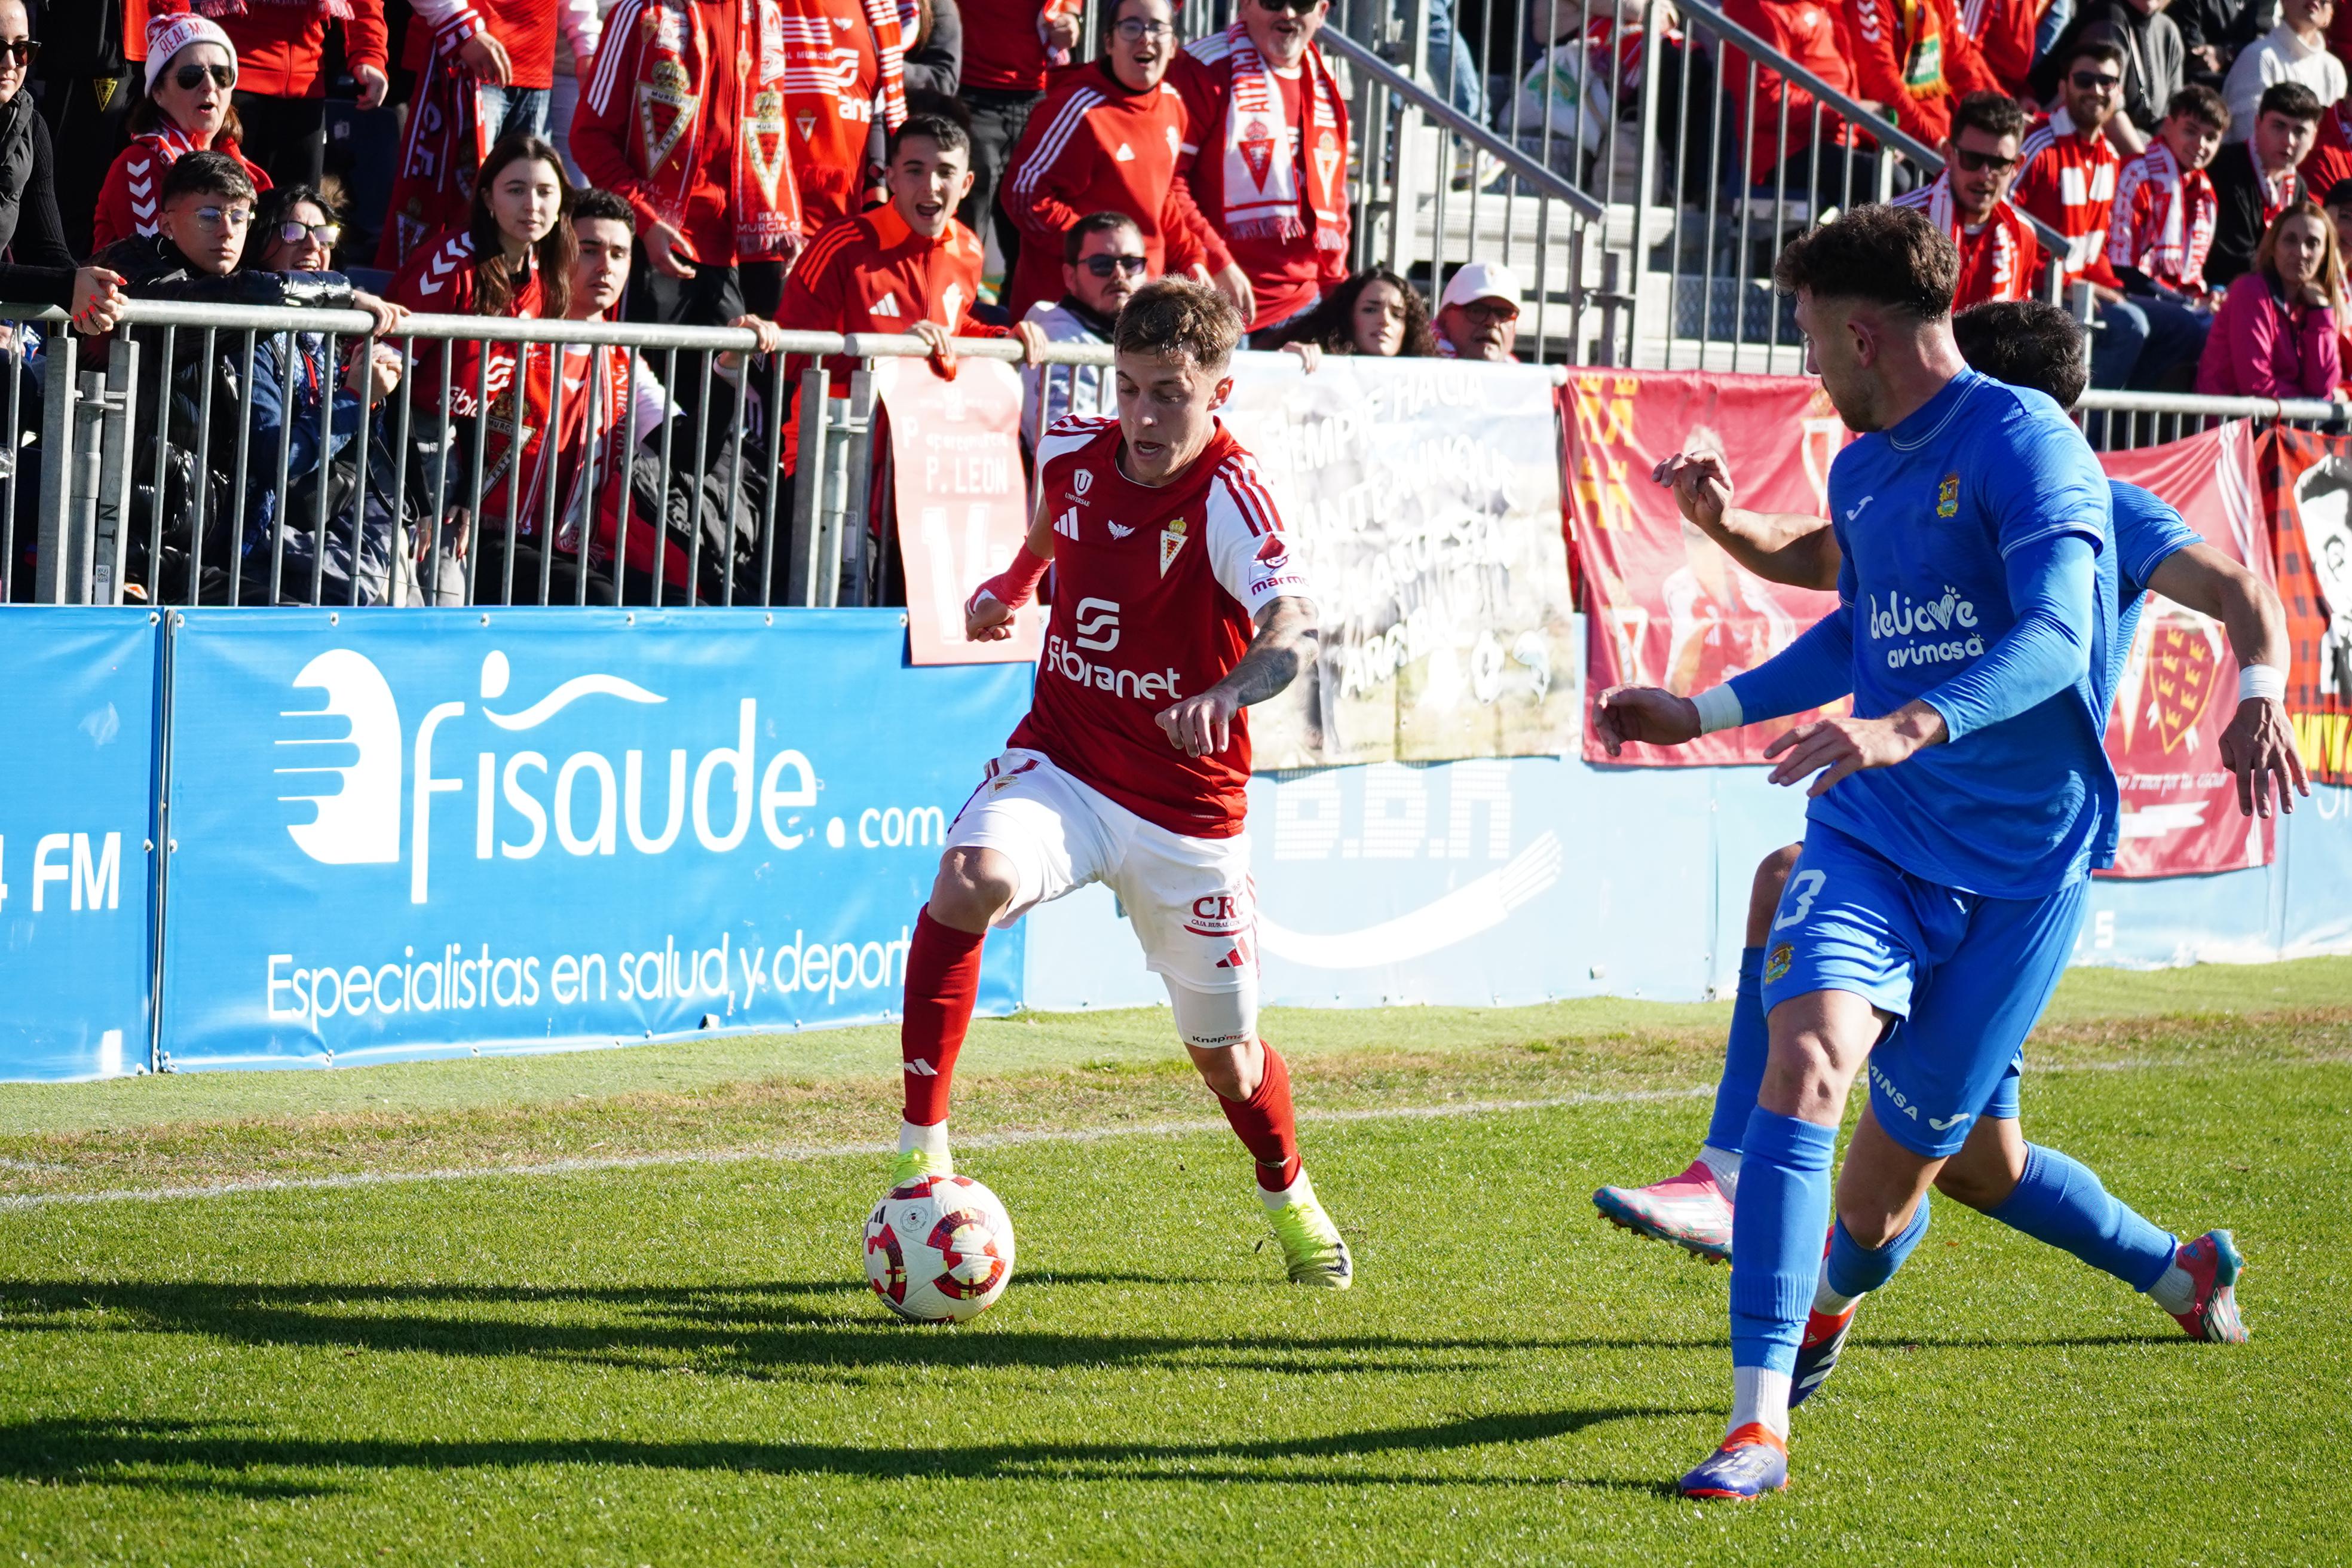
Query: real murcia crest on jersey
1160 516 1188 574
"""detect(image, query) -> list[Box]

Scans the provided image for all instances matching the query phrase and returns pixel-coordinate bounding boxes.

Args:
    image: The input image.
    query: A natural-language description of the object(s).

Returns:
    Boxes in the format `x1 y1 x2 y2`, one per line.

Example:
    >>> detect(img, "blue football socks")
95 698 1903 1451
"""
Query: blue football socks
1729 1108 1839 1376
1818 1198 1931 1311
1704 947 1769 1156
1986 1142 2177 1293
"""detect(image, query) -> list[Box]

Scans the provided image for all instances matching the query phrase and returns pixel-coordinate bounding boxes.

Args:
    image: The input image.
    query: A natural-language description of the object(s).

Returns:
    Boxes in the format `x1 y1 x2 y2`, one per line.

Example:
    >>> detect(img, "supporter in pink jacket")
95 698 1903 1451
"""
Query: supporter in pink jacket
2197 200 2344 395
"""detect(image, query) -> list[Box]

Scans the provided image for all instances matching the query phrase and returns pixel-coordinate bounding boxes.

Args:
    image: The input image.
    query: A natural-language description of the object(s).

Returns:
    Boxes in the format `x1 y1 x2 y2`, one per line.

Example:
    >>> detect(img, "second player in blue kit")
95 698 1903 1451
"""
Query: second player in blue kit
1593 207 2237 1500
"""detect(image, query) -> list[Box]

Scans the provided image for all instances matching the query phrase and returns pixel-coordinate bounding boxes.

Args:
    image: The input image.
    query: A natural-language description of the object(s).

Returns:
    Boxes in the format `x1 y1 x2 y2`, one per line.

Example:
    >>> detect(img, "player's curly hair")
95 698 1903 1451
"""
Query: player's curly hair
1113 277 1243 371
1952 300 2087 408
1771 203 1958 322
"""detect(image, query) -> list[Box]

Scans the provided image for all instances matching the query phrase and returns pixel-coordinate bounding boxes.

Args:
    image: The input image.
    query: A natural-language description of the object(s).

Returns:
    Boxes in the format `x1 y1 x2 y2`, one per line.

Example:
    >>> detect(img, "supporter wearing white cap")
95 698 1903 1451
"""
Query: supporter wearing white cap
91 14 271 252
1434 260 1523 362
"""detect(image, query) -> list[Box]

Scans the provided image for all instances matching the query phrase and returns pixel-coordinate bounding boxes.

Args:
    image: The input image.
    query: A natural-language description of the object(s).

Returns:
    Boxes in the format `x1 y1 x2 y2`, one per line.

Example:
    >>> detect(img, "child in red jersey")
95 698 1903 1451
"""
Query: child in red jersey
889 278 1350 1288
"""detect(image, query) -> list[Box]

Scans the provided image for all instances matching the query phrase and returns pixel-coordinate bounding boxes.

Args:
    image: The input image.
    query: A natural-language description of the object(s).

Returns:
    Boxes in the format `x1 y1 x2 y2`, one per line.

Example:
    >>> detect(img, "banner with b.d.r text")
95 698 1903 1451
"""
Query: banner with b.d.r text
1561 367 1849 765
157 609 1028 1069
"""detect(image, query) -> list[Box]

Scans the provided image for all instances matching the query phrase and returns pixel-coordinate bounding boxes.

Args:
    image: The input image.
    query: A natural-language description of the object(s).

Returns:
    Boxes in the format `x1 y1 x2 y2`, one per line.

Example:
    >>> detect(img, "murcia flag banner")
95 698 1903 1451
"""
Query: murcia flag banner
1561 368 1850 766
2098 423 2277 878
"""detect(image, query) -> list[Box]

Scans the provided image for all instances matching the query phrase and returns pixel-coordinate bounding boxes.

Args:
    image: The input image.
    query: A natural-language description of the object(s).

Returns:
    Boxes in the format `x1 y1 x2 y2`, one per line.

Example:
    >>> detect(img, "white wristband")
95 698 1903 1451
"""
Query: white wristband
1691 684 1745 736
2238 664 2287 704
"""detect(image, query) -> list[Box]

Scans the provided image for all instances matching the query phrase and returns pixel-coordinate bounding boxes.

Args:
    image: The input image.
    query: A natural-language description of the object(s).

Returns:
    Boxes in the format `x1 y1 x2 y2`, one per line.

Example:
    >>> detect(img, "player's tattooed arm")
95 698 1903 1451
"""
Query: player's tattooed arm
1156 596 1319 757
1651 449 1840 592
2145 543 2310 817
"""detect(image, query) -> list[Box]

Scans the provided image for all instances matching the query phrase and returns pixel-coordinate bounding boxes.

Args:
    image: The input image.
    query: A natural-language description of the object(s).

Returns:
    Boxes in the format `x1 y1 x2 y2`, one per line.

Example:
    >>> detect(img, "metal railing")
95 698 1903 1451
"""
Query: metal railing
6 300 1120 611
1309 0 2075 369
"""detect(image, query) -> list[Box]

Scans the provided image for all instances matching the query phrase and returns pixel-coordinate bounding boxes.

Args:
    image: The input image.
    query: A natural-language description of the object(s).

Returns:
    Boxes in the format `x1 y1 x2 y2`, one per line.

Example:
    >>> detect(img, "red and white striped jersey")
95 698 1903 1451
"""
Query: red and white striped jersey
1893 174 2042 306
1008 416 1311 838
2014 107 2123 288
2109 140 2219 295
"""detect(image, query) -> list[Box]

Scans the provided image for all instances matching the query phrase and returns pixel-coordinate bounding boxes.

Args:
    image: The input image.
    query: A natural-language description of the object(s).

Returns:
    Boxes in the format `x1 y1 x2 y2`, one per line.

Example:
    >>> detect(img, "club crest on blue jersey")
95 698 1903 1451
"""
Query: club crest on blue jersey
1765 944 1793 983
1936 473 1959 518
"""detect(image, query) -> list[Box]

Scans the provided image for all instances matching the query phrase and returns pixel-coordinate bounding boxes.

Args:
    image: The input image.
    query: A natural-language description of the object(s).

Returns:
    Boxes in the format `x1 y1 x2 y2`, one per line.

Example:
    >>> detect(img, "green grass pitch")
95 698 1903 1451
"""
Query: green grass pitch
0 960 2347 1564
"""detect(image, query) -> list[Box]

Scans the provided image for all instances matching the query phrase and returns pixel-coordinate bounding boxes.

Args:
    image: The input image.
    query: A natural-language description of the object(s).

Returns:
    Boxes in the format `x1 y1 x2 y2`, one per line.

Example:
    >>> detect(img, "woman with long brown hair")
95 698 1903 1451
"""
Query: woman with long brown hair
388 133 580 602
1260 268 1441 359
2197 201 2344 399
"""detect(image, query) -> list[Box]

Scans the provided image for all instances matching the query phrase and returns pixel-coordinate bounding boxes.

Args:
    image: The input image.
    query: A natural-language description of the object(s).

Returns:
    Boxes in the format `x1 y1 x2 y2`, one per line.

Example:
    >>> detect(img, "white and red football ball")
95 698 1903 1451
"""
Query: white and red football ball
863 1173 1016 1323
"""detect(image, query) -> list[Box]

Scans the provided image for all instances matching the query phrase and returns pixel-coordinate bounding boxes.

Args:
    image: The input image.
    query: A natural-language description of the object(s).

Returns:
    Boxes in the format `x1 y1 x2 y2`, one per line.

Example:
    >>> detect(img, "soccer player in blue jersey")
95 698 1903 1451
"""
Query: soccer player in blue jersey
1599 209 2173 1500
1592 302 2299 1376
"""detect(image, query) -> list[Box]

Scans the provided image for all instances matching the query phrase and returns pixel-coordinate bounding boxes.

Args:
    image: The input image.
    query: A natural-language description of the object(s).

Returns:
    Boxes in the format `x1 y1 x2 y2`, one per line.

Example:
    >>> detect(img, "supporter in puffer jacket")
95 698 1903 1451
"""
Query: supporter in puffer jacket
88 151 414 607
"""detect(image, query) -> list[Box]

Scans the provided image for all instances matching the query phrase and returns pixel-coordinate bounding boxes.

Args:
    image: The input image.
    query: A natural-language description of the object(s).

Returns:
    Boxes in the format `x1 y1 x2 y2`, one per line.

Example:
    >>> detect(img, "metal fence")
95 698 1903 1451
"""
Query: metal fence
7 301 1123 610
4 296 2341 608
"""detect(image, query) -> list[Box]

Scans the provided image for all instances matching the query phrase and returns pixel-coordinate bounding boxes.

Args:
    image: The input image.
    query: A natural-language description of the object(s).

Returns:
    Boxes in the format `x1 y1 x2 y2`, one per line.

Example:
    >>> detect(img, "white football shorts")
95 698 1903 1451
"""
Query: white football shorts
944 748 1257 997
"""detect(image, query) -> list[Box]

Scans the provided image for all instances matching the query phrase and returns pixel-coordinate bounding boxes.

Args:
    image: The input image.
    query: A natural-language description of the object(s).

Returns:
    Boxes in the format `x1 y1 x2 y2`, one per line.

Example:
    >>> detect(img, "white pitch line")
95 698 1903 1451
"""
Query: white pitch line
0 1086 1715 1212
7 1048 2341 1214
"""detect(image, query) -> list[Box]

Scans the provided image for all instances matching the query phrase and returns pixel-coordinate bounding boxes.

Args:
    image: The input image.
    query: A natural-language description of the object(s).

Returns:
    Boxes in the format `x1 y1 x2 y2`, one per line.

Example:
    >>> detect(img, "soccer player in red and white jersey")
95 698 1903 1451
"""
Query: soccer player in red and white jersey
889 277 1350 1288
1892 90 2044 308
2110 87 2230 304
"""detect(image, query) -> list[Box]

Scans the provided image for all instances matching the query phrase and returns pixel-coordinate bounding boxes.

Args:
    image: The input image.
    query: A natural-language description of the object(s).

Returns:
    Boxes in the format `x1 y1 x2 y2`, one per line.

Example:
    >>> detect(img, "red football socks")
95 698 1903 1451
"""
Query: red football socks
900 908 987 1126
1217 1040 1302 1192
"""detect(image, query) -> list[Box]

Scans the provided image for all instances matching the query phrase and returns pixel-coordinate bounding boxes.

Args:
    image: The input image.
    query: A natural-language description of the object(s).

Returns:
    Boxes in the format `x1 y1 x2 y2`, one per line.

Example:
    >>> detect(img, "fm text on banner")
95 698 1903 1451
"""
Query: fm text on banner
1218 353 1582 766
0 610 160 1081
1560 368 1848 765
2262 426 2352 783
157 610 1030 1069
880 357 1046 667
2097 424 2277 877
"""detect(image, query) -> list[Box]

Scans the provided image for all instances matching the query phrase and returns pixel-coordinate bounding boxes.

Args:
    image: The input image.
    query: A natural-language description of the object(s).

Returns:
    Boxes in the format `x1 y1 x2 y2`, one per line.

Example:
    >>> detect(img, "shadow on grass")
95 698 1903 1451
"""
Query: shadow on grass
0 1406 1693 1500
0 1277 1731 1380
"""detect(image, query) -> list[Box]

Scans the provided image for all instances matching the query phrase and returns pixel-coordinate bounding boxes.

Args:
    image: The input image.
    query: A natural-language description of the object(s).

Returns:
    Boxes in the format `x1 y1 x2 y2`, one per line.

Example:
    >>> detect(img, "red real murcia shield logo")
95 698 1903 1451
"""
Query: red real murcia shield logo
1239 118 1277 189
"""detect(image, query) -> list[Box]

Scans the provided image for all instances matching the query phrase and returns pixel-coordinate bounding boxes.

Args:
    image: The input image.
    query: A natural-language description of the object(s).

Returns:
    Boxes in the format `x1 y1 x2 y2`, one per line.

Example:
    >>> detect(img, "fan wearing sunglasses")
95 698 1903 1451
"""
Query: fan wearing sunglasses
1019 209 1151 448
92 14 271 252
1891 91 2045 311
0 0 128 335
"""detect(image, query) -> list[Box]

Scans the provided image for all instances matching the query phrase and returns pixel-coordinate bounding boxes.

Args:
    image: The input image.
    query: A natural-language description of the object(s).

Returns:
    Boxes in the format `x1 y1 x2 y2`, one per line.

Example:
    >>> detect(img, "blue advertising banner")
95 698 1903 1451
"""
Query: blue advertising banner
158 610 1031 1069
0 610 160 1080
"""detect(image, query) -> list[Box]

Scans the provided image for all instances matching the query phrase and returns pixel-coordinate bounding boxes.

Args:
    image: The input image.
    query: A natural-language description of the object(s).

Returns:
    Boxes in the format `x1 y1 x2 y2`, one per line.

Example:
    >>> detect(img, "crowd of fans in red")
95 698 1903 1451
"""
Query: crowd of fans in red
1723 0 2352 396
8 0 2352 604
0 0 1543 604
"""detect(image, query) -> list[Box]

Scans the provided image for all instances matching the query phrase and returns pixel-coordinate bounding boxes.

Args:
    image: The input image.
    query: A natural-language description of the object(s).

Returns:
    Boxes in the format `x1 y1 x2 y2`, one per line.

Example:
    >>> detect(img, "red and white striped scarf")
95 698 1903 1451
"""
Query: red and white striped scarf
591 0 806 261
1208 22 1345 249
373 24 488 270
2121 140 2216 289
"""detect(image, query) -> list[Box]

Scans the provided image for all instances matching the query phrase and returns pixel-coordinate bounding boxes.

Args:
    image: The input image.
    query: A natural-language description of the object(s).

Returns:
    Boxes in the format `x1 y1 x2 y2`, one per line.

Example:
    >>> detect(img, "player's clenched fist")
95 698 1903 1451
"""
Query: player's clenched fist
1594 685 1701 755
964 590 1016 642
1157 688 1242 757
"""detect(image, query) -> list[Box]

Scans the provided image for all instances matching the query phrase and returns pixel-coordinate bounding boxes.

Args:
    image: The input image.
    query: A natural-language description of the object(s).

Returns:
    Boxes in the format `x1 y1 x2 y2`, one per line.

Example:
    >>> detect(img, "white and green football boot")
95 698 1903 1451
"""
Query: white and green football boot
1264 1171 1352 1289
